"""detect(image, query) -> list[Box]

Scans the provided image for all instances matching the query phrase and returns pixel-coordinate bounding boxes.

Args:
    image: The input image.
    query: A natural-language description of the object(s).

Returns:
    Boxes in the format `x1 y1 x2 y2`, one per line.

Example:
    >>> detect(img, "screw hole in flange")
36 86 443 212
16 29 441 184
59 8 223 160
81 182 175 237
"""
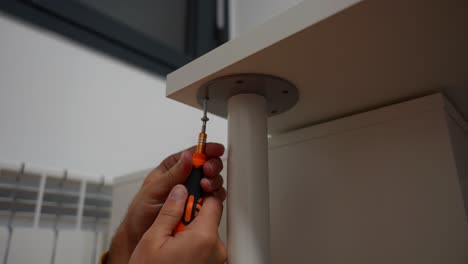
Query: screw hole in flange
282 90 289 94
236 80 244 84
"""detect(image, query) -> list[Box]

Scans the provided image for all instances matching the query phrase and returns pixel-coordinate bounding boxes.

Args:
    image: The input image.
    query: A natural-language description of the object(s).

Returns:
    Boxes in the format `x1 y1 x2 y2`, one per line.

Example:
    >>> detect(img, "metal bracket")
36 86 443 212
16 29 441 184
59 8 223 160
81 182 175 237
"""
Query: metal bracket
197 74 299 118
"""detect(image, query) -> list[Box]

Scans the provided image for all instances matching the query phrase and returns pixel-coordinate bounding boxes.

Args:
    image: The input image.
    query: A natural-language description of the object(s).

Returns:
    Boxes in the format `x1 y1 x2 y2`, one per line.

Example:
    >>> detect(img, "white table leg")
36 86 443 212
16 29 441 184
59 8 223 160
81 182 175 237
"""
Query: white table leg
227 93 270 264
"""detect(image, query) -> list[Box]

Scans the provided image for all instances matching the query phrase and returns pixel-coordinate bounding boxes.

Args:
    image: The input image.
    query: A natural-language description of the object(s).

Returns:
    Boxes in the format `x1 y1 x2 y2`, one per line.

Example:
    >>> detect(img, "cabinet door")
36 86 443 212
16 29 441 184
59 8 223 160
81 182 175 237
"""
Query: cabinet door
268 107 468 264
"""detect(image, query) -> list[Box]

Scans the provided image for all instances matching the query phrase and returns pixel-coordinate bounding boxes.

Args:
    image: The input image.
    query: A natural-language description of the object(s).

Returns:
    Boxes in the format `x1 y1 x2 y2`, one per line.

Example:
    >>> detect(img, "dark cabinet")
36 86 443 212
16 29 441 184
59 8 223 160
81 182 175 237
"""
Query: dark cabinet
0 0 229 77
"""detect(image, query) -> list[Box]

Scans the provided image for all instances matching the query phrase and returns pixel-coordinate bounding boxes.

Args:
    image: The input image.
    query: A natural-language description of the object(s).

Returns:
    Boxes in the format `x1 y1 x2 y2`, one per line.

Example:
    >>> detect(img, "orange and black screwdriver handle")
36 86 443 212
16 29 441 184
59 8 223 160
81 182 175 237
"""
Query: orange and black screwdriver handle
174 132 207 234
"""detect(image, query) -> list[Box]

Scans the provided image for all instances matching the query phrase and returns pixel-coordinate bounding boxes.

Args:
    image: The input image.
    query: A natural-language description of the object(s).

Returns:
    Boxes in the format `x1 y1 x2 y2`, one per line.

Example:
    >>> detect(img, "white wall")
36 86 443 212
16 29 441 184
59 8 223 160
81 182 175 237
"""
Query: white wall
229 0 303 37
0 13 227 180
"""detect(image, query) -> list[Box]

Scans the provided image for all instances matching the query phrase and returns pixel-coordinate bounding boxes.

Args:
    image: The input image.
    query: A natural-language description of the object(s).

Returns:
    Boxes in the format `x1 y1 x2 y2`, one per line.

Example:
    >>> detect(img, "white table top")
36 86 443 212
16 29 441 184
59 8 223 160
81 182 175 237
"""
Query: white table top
167 0 468 133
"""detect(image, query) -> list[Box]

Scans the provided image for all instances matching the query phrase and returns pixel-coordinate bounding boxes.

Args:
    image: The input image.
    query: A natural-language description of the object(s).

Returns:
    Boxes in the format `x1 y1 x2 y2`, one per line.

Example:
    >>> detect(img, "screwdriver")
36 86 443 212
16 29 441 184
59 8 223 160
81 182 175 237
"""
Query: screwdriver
174 97 209 234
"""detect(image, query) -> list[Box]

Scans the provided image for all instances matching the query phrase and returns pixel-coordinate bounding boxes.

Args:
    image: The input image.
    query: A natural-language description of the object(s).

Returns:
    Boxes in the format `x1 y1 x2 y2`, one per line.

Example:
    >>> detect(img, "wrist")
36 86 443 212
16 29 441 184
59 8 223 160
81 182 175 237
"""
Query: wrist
107 220 138 264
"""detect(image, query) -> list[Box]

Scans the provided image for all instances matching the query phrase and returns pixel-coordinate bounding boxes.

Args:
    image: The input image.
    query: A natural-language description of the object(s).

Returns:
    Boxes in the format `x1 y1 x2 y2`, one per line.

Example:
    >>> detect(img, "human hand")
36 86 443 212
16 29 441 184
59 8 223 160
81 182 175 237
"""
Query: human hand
107 143 226 264
128 185 226 264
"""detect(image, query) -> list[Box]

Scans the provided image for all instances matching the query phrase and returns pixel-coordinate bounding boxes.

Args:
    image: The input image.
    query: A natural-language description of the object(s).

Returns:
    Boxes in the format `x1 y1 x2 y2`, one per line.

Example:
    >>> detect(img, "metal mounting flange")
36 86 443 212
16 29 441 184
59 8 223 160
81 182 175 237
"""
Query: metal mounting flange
196 74 299 118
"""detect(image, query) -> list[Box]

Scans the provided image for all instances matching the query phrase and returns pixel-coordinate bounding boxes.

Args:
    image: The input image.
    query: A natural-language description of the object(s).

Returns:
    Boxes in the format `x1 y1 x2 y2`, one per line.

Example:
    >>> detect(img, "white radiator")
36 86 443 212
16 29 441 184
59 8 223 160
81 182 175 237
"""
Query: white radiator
0 161 112 264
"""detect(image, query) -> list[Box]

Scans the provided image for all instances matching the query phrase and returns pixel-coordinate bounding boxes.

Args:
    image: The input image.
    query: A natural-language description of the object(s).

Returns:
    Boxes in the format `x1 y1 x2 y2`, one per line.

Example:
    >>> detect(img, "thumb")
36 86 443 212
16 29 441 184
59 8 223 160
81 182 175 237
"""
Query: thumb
147 185 187 245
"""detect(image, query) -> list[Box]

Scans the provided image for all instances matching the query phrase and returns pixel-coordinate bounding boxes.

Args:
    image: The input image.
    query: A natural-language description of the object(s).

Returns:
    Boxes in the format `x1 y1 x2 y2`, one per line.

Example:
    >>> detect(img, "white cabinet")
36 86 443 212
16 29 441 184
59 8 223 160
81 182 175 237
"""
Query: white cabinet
268 94 468 263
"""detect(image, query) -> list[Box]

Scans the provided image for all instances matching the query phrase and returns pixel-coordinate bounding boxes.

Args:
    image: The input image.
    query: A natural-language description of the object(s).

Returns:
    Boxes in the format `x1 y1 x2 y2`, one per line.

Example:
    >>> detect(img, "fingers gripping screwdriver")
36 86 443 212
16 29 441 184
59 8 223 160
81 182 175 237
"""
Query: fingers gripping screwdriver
175 97 209 234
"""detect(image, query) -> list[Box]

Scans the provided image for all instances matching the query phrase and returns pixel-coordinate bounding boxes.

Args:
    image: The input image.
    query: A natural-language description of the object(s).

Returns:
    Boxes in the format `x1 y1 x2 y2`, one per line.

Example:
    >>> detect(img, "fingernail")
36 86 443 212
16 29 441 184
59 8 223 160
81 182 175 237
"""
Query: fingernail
201 178 210 188
168 185 186 200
